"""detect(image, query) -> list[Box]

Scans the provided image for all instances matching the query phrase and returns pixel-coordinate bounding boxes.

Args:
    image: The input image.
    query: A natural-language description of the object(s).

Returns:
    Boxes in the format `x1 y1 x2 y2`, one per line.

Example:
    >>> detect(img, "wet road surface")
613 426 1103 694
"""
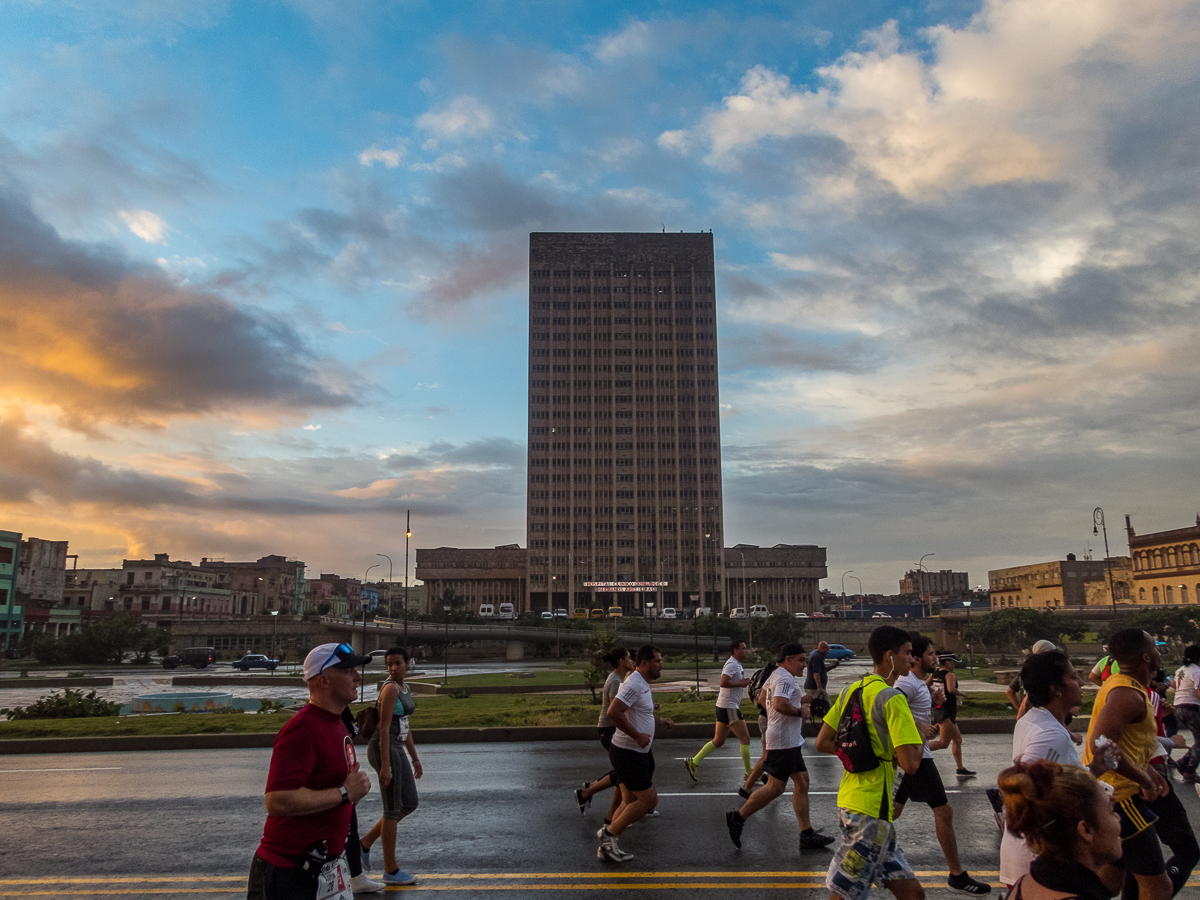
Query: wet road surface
3 734 1200 898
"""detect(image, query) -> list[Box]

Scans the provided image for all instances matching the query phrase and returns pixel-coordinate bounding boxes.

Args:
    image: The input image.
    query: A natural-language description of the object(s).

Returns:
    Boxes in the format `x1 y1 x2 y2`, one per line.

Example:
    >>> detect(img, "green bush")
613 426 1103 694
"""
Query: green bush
1 688 121 720
447 688 472 699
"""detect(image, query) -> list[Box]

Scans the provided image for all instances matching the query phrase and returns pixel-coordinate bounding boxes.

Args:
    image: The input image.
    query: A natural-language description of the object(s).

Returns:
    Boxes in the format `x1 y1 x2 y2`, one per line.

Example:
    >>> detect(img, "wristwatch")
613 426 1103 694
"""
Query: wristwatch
339 785 350 805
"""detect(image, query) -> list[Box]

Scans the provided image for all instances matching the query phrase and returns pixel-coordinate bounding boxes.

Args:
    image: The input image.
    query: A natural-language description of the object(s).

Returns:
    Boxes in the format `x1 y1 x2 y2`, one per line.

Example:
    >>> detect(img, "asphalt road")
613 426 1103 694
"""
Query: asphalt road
3 735 1197 899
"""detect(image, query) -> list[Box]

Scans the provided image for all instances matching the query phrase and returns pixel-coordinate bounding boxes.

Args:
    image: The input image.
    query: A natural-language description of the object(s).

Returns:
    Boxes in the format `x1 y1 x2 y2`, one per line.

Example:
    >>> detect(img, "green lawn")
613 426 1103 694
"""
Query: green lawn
0 711 297 739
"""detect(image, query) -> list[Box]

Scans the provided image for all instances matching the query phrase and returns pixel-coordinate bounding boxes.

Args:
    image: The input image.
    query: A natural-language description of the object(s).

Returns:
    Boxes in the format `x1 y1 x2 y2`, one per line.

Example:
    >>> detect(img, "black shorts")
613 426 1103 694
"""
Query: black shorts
763 746 807 781
598 725 617 751
933 702 957 724
894 757 948 809
609 745 655 792
1117 796 1165 875
715 706 744 725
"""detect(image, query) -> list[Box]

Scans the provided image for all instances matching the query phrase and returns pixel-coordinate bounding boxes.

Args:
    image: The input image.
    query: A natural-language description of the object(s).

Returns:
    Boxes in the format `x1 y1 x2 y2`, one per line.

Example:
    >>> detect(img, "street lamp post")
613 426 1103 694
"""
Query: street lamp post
270 609 280 662
552 575 559 658
443 604 451 685
748 581 756 651
690 592 700 691
851 575 863 617
647 602 655 641
841 570 854 618
1093 508 1117 613
918 553 934 618
706 533 718 661
963 600 973 673
362 564 380 702
404 510 412 641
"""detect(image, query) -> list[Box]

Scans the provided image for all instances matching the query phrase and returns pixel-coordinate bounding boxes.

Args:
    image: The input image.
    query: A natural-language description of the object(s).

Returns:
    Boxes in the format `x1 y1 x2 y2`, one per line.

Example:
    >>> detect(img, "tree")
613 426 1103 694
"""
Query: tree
753 613 807 654
1122 608 1200 645
965 608 1085 654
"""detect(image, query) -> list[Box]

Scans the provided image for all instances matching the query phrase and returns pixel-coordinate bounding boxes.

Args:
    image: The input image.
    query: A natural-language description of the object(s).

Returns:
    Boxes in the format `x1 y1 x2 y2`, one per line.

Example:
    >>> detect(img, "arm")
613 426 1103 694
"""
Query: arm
403 731 422 779
1089 665 1105 687
946 672 966 699
607 697 650 748
772 692 810 719
265 768 370 816
720 672 752 689
815 722 836 755
1006 686 1020 707
377 682 397 786
1088 687 1167 798
896 743 923 775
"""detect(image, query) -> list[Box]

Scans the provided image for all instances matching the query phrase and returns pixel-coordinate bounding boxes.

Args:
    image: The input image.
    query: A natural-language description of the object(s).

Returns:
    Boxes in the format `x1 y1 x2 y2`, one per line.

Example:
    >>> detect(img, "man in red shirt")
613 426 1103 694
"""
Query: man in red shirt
247 642 374 900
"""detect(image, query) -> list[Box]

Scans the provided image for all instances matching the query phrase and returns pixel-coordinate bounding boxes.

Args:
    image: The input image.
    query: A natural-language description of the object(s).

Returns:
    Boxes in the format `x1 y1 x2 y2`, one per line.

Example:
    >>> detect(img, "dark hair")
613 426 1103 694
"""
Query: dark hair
730 639 746 653
998 759 1109 861
1185 645 1200 666
602 647 630 669
868 625 912 664
779 642 805 660
1021 650 1073 707
635 645 660 665
384 646 410 662
1108 628 1152 666
909 633 933 658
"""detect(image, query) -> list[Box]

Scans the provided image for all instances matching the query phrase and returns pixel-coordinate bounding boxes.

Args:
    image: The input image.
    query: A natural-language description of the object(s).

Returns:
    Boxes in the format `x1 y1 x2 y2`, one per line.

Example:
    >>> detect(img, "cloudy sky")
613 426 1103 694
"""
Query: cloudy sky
2 0 1198 593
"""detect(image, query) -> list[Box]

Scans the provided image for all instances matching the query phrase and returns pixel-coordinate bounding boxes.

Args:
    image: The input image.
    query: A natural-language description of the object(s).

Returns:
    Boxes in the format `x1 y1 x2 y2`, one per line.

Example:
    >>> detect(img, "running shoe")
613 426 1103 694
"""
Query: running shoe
685 757 699 782
725 811 743 848
382 870 417 886
575 783 592 814
947 872 992 895
737 786 753 800
359 842 372 871
799 830 835 850
956 768 977 777
350 873 385 894
597 829 633 862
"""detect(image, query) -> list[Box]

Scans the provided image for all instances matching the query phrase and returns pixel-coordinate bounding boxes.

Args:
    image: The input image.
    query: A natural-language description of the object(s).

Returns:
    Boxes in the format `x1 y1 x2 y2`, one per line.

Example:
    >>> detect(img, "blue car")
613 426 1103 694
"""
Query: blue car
825 644 855 660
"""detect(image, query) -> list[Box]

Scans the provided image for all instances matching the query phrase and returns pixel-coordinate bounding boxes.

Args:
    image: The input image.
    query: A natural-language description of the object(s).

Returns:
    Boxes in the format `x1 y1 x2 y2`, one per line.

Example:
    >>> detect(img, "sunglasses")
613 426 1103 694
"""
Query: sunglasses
320 643 356 672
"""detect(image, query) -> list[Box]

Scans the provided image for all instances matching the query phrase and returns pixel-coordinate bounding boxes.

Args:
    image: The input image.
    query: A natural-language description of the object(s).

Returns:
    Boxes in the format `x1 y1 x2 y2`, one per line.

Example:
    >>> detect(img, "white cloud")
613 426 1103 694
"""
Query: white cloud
119 209 169 244
359 144 405 168
416 95 494 140
593 20 653 62
302 424 321 431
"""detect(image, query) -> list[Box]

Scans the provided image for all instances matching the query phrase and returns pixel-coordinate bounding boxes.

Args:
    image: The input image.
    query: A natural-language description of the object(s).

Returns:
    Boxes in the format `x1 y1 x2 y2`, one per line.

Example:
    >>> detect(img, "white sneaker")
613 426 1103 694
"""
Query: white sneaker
350 873 385 894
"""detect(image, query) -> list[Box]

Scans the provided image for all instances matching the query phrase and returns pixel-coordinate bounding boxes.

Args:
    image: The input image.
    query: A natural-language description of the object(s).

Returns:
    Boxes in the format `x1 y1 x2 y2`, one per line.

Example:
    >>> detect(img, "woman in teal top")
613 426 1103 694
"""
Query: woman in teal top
361 646 422 886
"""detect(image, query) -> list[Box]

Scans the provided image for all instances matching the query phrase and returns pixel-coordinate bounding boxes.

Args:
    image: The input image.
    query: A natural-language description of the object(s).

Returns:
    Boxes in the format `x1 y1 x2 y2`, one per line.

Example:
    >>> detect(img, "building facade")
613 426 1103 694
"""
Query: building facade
198 555 307 615
113 554 234 625
526 233 724 614
899 569 970 601
416 545 529 614
1126 515 1200 606
723 544 828 614
988 553 1133 609
0 530 21 654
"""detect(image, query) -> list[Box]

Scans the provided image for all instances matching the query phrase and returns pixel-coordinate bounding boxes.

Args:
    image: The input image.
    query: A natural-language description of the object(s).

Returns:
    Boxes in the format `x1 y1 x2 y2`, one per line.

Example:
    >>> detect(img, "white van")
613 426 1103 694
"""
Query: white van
731 607 748 619
497 602 515 620
750 605 769 618
478 604 495 618
660 607 677 619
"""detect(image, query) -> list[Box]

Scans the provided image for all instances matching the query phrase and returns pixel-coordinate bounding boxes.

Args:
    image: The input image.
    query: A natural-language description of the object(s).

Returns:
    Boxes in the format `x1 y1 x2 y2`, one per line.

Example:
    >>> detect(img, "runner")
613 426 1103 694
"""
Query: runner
360 647 421 887
725 643 833 852
1090 645 1120 687
816 625 925 900
931 651 975 776
738 642 784 800
1145 668 1200 896
599 645 674 863
893 633 990 895
1007 640 1058 719
575 647 634 826
1083 628 1172 900
686 639 752 783
1169 645 1200 783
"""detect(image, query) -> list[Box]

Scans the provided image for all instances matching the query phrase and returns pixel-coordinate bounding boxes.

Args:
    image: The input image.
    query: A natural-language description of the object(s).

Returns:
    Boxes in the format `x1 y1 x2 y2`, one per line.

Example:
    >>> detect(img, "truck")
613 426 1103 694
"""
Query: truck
162 647 216 669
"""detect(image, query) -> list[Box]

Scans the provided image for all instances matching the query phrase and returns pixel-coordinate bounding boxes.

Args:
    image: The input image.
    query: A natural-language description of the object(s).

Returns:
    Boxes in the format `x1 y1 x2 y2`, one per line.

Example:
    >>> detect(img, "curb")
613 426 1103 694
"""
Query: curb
0 678 115 690
0 716 1045 754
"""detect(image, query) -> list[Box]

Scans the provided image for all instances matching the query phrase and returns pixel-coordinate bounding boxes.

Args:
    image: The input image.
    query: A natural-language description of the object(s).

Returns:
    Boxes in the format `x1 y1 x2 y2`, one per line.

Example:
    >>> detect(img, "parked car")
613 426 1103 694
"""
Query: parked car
607 606 624 618
590 608 605 620
794 612 809 618
825 644 856 660
693 606 712 617
573 608 588 619
811 612 832 618
497 602 515 620
232 654 279 671
659 607 677 619
478 604 495 618
541 611 554 620
553 608 569 618
871 612 892 618
730 608 748 619
750 605 769 618
162 647 216 670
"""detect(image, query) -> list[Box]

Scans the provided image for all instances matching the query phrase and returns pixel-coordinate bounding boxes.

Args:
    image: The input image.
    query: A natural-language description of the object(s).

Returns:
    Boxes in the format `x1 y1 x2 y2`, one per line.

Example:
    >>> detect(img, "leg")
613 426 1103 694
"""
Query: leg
689 721 730 775
608 785 658 836
582 774 613 801
729 718 753 775
742 753 767 792
886 880 926 900
1149 784 1200 895
738 775 785 819
790 771 812 831
932 803 964 876
345 807 362 877
381 819 398 874
605 782 623 823
361 817 382 850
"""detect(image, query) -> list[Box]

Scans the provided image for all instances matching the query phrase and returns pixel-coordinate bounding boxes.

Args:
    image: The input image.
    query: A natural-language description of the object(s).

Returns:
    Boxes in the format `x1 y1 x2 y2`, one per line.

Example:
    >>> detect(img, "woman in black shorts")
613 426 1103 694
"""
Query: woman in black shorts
574 647 633 826
931 651 972 775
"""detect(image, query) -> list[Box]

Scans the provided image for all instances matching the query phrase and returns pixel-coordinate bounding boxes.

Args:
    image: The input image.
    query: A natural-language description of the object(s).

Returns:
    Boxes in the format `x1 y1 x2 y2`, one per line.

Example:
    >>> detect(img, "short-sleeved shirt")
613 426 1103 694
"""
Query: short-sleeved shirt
894 672 934 760
764 667 805 750
1173 663 1200 707
716 656 745 709
823 675 921 821
611 669 655 753
1013 706 1081 767
257 703 357 867
598 671 623 728
804 650 827 691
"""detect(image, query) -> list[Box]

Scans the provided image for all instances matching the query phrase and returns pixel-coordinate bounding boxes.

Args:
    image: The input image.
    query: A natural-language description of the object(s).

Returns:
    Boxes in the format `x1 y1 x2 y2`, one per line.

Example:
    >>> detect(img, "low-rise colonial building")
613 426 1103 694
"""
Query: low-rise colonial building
989 553 1133 609
1126 515 1200 606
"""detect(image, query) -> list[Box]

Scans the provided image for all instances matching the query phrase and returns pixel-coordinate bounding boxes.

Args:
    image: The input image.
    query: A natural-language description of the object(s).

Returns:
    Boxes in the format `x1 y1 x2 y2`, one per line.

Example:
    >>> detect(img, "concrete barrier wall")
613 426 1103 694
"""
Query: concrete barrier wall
0 677 114 689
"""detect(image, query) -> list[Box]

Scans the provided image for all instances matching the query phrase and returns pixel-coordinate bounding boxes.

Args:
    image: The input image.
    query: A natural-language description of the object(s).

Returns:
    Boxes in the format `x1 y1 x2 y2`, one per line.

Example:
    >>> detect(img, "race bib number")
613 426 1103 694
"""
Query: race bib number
316 856 353 900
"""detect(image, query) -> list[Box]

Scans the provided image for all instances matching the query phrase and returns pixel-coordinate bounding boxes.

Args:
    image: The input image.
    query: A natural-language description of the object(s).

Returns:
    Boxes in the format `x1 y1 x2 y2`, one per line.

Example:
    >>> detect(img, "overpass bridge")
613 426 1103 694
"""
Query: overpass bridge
320 615 721 659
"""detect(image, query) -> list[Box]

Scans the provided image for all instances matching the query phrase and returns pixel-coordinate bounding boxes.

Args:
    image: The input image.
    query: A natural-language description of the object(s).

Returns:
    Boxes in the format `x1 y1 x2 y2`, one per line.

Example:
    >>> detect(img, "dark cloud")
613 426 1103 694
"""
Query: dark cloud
0 190 356 429
724 331 878 373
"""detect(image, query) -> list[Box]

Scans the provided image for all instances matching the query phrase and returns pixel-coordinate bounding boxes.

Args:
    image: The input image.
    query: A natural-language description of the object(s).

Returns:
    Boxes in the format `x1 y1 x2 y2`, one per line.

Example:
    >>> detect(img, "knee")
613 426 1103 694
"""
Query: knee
934 803 953 824
712 734 726 747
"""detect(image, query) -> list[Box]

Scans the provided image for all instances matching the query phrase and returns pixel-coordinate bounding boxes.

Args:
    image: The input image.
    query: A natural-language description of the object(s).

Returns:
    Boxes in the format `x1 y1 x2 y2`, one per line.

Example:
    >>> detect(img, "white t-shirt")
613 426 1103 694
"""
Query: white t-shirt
895 672 935 760
716 656 745 709
999 706 1082 885
764 667 805 750
1174 664 1200 707
598 671 623 728
611 669 655 753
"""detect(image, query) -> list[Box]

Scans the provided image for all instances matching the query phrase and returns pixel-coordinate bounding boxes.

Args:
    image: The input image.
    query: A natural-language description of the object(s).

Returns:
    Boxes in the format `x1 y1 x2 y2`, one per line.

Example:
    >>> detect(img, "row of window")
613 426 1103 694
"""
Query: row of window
531 348 718 359
531 268 707 279
532 410 720 421
530 363 717 374
532 301 714 311
529 441 718 452
530 395 718 405
531 425 721 436
531 380 718 390
530 504 720 516
530 332 717 343
531 286 712 295
533 317 713 326
1133 545 1200 571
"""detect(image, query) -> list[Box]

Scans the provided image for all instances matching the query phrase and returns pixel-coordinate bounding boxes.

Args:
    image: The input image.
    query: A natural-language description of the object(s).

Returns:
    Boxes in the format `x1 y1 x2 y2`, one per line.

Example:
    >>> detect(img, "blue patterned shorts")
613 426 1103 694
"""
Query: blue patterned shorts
826 809 917 900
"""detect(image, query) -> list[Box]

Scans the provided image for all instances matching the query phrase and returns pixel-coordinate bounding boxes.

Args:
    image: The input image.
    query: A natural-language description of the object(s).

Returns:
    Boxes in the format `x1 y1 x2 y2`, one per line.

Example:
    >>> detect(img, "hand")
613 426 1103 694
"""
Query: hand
634 731 652 748
923 723 939 740
412 759 423 778
659 717 674 730
379 763 392 788
1142 765 1170 800
345 764 371 804
1172 735 1188 749
1069 731 1084 745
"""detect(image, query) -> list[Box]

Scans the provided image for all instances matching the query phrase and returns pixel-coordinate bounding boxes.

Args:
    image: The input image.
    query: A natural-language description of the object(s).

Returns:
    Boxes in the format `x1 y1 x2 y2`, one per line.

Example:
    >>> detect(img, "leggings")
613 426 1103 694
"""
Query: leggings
368 736 419 821
1174 704 1200 772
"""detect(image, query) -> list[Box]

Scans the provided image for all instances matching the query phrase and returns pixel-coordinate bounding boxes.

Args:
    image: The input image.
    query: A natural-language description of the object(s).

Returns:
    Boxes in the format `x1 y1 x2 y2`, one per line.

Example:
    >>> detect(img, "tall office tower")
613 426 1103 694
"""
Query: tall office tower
526 233 725 615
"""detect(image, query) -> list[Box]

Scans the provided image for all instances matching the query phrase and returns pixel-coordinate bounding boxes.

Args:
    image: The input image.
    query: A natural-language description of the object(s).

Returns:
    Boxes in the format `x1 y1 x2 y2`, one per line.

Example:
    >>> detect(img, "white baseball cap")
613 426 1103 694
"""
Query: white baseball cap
303 642 371 681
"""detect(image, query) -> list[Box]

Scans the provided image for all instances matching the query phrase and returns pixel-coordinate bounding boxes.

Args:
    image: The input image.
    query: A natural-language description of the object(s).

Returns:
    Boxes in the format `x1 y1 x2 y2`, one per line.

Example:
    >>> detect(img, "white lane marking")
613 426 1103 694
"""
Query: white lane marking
0 767 124 773
659 790 964 797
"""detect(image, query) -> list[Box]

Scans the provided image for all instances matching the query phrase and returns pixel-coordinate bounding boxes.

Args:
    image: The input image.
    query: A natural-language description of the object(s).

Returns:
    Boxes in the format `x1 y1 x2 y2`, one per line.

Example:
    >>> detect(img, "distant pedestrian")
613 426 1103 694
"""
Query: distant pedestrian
931 651 974 776
725 643 833 852
893 633 990 895
599 645 674 863
575 647 635 826
804 641 840 700
360 647 421 887
816 625 924 900
1169 645 1200 783
686 640 752 784
247 642 373 900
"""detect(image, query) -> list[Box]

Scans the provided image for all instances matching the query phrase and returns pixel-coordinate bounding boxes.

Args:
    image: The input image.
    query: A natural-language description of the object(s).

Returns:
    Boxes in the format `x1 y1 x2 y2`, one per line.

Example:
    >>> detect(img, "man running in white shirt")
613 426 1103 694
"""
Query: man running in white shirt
725 643 834 852
687 640 752 783
893 633 990 895
599 645 674 863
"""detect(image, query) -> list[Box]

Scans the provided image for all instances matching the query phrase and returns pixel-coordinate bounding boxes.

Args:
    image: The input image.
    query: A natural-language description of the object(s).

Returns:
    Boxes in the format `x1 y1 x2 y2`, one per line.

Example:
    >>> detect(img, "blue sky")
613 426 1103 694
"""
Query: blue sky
2 0 1198 593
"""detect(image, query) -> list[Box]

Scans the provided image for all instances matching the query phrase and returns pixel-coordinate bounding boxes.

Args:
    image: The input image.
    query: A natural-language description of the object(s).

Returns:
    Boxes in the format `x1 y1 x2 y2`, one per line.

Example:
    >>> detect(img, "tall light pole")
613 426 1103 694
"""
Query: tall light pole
851 575 863 617
918 553 934 618
1093 508 1117 613
270 609 280 662
404 511 411 640
841 570 854 617
362 564 380 702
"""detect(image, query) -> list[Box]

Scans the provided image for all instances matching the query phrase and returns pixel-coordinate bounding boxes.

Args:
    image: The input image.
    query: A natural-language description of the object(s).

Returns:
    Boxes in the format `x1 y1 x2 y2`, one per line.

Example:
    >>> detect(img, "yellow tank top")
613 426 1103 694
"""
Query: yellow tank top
1083 672 1155 801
